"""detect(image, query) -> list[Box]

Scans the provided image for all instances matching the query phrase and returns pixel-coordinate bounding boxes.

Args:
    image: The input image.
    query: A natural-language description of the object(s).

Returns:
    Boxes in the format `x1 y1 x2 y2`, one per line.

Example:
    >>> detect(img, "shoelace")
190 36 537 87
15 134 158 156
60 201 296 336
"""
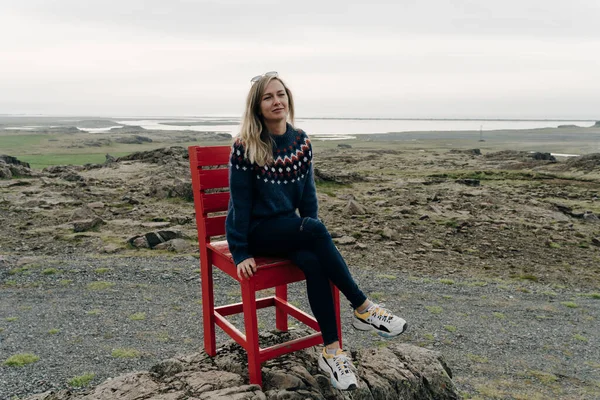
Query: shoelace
333 353 352 375
371 304 393 322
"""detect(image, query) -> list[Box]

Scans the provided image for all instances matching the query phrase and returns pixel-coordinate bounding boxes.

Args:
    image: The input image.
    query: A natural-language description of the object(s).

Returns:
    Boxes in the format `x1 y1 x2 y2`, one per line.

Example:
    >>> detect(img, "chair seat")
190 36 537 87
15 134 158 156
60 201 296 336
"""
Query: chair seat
208 240 293 269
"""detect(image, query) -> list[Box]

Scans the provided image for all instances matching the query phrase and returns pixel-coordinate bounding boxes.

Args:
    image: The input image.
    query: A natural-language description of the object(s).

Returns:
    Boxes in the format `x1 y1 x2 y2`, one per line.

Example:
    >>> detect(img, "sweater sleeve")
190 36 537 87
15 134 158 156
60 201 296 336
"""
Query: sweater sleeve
225 140 254 265
298 139 319 219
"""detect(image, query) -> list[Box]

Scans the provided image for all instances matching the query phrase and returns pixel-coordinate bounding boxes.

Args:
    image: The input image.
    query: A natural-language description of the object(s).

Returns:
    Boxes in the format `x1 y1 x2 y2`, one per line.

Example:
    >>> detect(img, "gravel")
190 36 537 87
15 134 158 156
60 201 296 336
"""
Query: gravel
1 254 599 399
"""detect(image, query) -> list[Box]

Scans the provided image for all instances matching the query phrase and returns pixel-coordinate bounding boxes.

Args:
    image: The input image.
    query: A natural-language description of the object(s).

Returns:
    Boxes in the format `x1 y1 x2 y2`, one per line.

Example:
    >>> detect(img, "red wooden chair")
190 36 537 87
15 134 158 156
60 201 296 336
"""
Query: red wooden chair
188 145 342 387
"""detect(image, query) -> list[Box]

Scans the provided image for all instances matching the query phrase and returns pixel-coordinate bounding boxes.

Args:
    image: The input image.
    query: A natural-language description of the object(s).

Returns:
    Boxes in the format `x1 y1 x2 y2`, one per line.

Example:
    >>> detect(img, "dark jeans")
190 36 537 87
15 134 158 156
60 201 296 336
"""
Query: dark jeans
248 216 367 345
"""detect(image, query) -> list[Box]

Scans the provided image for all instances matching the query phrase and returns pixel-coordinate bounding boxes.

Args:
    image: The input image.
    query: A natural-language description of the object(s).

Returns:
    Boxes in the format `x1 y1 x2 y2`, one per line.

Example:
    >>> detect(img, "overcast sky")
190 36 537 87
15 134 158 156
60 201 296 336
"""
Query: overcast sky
1 0 599 119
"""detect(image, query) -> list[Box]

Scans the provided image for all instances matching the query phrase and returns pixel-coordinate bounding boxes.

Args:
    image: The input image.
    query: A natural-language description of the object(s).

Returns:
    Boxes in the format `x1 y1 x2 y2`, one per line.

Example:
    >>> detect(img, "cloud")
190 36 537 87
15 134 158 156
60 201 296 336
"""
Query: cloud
1 1 599 117
8 0 600 39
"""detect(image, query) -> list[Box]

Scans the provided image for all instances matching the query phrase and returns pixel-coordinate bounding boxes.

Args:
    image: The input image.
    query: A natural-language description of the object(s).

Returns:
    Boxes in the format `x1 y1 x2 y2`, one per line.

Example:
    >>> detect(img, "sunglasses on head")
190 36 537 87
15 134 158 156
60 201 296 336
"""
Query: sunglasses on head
251 71 278 84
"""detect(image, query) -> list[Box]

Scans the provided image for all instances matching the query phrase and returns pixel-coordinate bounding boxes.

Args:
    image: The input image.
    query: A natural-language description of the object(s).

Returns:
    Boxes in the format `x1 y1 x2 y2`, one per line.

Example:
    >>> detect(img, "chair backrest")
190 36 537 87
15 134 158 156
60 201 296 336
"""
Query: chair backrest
188 146 231 245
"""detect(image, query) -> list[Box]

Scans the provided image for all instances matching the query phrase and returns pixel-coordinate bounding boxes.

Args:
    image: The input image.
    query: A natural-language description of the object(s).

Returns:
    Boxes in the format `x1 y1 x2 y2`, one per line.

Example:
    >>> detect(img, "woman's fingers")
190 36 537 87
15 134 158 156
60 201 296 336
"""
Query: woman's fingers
237 259 257 280
237 262 248 280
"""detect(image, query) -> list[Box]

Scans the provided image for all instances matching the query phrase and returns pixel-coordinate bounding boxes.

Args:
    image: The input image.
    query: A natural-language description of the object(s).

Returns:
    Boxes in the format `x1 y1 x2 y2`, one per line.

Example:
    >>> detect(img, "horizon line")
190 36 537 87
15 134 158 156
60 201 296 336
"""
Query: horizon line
0 113 597 122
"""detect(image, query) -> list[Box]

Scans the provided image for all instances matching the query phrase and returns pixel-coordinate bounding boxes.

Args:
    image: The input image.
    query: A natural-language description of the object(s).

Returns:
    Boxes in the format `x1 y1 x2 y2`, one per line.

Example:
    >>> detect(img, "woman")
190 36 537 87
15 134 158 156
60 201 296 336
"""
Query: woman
226 72 408 390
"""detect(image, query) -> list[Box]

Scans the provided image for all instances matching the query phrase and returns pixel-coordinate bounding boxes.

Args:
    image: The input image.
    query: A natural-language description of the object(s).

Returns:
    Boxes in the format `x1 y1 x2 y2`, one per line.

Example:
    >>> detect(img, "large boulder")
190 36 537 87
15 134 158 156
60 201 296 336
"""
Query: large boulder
153 238 194 252
0 162 12 179
566 153 600 171
147 178 193 201
43 165 83 174
116 146 188 164
128 230 187 249
0 154 30 168
43 165 86 182
114 135 153 144
0 155 34 178
484 150 555 162
527 152 556 162
69 206 97 222
72 217 105 232
25 331 460 400
449 149 481 156
314 168 362 184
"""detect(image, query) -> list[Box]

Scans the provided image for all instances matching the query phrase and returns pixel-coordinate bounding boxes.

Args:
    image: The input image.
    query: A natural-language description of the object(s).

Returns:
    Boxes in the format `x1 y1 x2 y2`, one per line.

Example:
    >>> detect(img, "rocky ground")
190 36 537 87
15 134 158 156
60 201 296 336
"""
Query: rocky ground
1 143 600 399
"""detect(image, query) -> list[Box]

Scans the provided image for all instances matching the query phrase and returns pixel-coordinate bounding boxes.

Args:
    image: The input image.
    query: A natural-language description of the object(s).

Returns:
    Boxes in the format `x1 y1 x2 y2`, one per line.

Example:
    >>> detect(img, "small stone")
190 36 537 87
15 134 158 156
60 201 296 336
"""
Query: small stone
141 222 171 229
102 244 122 254
456 179 480 187
334 236 356 245
88 202 105 209
381 227 396 240
122 195 140 205
345 199 367 215
132 236 149 248
583 212 599 224
73 217 104 232
69 206 97 222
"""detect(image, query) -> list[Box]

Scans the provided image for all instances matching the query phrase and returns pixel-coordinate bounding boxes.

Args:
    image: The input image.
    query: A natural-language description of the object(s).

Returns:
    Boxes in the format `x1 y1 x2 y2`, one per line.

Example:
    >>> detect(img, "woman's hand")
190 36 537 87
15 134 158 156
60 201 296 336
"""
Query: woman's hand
237 257 257 280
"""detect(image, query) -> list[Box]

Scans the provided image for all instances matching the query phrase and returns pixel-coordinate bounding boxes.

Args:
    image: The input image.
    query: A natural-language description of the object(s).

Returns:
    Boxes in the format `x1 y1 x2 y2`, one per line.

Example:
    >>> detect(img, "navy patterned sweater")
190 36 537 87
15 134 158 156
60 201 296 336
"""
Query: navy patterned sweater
225 123 318 265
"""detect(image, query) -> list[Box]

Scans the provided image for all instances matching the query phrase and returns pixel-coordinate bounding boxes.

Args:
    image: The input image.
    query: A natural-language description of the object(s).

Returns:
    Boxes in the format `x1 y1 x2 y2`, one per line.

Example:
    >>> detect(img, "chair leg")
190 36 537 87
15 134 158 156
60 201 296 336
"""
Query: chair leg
201 252 216 356
275 285 289 332
241 280 262 386
331 282 342 349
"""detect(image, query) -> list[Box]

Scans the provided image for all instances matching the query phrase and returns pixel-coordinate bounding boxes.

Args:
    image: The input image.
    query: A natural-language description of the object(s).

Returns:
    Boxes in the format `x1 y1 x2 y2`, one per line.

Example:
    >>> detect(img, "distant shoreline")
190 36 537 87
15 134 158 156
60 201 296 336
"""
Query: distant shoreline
298 117 598 122
6 116 598 137
0 114 597 122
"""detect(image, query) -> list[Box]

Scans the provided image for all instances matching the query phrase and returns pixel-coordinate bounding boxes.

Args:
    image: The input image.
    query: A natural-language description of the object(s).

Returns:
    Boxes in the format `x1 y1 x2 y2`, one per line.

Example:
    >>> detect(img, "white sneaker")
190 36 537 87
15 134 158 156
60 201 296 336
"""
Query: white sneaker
353 303 408 338
318 348 357 390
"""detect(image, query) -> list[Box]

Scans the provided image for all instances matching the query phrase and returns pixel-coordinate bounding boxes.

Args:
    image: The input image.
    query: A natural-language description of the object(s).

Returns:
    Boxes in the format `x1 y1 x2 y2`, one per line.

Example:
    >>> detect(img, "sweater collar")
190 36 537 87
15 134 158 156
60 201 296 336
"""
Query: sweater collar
270 123 294 147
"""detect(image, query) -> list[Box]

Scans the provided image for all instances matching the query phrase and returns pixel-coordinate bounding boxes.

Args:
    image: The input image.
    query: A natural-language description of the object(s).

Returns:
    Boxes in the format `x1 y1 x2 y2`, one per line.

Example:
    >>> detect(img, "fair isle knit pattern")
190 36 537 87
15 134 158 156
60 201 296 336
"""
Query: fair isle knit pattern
233 133 311 185
226 123 318 265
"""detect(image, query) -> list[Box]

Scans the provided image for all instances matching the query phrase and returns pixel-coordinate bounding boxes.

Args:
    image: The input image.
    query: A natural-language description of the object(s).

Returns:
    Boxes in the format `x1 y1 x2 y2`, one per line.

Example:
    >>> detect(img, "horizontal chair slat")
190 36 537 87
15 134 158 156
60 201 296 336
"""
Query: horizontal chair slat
259 333 323 363
199 168 229 190
215 297 275 316
274 297 320 331
190 146 231 167
202 192 230 213
205 215 226 237
214 312 247 349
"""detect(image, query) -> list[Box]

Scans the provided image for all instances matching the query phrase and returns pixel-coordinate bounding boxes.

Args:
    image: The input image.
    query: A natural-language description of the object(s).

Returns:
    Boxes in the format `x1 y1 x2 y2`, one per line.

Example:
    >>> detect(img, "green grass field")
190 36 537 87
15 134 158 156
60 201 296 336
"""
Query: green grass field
0 134 58 152
1 130 229 169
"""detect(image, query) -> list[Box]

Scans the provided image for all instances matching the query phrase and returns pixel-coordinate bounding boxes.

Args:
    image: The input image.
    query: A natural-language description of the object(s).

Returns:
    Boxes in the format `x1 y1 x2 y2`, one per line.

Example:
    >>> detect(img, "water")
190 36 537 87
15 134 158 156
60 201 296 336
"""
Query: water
109 117 595 140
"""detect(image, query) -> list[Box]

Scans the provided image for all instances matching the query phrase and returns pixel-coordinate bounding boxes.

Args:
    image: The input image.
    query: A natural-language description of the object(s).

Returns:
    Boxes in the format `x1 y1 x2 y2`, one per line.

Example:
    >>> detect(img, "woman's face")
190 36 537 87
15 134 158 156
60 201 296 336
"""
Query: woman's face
259 79 289 124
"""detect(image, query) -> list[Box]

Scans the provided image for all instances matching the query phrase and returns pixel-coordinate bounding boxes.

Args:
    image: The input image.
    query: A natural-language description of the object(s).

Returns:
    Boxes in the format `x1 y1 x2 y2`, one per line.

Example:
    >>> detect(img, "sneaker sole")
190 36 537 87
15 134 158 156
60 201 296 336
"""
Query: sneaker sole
318 356 357 391
352 318 409 338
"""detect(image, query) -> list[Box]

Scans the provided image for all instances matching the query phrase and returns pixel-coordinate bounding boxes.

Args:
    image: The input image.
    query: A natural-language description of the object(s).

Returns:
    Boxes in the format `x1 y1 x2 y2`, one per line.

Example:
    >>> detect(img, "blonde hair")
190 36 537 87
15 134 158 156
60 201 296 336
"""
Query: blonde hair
238 76 295 166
